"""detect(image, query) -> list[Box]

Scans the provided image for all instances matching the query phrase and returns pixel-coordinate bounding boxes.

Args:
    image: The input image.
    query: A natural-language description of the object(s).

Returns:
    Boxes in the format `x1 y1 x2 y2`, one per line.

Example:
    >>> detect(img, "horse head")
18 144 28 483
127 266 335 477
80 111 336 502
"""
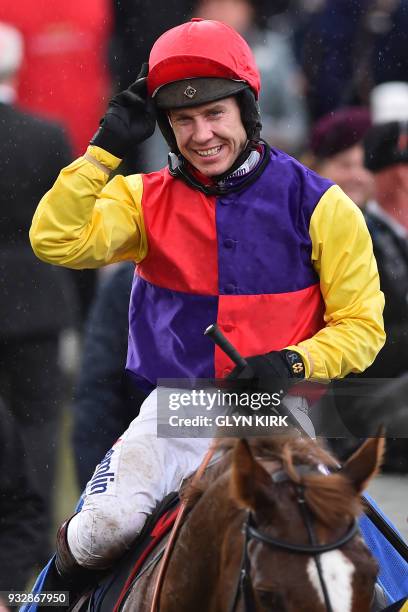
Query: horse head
120 433 383 612
224 435 384 612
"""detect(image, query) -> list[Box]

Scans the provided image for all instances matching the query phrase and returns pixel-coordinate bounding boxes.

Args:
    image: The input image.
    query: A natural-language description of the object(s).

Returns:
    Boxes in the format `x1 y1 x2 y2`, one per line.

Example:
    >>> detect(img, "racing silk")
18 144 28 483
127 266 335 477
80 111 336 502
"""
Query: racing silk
30 144 385 382
129 149 329 388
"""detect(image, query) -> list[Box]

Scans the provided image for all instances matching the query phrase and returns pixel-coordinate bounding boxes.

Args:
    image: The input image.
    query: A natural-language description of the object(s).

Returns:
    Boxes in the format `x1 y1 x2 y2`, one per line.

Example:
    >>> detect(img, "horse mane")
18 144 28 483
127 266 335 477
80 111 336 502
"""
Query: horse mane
181 436 362 528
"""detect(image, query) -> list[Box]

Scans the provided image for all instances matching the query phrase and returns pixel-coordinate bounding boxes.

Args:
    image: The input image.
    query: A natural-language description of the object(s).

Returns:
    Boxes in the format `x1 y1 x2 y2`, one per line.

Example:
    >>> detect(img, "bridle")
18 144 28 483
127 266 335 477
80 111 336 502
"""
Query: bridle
228 465 360 612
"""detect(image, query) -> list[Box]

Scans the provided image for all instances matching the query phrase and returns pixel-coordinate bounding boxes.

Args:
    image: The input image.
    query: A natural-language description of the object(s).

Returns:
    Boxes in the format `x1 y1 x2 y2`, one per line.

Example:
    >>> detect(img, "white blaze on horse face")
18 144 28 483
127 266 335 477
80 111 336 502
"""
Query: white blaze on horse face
307 551 355 612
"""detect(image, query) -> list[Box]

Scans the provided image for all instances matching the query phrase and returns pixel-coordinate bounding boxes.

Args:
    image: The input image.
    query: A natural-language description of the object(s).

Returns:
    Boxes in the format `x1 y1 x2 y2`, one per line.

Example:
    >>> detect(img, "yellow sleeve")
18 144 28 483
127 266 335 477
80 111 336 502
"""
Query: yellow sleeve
30 145 148 269
287 184 385 379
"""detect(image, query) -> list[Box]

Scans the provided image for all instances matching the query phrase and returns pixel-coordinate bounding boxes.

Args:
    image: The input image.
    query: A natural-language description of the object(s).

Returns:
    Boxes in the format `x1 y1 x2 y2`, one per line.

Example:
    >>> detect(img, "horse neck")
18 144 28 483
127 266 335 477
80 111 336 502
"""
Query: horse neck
161 473 242 612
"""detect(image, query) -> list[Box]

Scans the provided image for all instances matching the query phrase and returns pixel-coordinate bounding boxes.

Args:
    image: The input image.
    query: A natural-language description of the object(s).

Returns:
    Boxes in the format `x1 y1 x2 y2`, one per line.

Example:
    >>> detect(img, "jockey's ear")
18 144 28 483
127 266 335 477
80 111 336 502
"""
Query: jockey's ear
340 427 385 493
230 439 271 510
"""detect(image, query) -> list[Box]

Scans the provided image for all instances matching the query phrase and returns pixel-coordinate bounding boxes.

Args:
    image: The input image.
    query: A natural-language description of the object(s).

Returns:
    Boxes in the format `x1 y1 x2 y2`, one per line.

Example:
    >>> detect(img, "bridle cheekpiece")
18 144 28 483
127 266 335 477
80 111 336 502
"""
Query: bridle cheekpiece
228 464 360 612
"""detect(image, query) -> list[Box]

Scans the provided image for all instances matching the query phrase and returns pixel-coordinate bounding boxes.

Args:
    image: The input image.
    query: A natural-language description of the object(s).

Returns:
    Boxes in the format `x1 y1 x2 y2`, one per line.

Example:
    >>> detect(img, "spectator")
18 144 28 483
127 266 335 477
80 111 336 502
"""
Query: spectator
297 0 408 120
0 398 44 604
363 118 408 471
308 106 374 206
0 1 113 319
310 107 408 377
0 22 78 563
72 263 146 490
364 119 408 375
308 106 408 469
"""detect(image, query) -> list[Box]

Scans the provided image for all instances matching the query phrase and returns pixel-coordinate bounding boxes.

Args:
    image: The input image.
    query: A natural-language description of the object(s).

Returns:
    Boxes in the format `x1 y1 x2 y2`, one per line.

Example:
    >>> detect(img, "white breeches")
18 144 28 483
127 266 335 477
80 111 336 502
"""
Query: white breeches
67 389 212 568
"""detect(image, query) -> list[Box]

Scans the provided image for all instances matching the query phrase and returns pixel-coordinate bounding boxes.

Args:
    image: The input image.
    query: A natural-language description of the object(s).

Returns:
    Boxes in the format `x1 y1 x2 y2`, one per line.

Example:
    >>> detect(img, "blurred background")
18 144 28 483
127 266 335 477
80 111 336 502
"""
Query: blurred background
0 0 407 597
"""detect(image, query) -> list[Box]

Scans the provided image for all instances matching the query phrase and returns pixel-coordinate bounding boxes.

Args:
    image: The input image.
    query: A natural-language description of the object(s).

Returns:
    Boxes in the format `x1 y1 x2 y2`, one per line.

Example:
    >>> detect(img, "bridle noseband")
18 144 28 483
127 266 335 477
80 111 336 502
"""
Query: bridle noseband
228 465 360 612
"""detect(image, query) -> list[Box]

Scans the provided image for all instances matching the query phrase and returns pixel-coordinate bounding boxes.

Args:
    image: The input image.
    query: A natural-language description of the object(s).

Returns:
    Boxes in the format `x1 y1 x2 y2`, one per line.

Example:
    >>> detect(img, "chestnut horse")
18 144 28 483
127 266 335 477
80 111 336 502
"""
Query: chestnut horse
94 433 382 612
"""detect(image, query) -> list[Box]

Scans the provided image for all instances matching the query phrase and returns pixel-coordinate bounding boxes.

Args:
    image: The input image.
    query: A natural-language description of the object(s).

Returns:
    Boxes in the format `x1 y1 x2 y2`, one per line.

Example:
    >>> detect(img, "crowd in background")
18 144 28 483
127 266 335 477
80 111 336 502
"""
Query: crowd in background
1 0 408 599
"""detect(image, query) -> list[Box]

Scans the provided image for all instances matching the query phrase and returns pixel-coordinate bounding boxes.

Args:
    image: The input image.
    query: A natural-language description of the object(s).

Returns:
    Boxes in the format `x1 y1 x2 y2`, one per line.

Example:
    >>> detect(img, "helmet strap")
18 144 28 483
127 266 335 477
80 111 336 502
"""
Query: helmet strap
168 140 270 196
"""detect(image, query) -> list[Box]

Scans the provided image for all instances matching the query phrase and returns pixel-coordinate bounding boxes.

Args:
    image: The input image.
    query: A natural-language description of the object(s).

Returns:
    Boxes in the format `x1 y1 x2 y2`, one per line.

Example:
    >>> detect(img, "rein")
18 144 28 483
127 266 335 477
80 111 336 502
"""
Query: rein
149 444 216 612
229 465 360 612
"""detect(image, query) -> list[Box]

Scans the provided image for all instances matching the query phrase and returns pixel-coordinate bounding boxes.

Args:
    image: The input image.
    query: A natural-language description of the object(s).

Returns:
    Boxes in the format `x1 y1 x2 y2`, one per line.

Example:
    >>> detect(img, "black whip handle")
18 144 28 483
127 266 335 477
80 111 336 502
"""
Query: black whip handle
204 324 247 369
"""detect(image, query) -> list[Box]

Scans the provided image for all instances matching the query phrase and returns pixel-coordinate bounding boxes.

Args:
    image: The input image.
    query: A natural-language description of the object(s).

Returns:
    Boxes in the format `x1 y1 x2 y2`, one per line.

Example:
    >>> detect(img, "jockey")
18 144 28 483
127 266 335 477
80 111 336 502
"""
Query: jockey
30 19 385 583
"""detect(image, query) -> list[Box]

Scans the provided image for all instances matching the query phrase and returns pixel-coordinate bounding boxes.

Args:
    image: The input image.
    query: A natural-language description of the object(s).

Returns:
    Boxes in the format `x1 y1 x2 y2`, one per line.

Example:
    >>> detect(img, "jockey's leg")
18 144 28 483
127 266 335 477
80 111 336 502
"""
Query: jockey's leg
65 388 212 569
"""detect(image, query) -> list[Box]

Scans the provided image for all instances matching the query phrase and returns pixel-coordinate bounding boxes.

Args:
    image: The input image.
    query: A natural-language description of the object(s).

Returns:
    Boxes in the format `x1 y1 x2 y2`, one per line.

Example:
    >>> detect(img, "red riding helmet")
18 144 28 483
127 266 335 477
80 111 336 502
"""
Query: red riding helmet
148 18 260 102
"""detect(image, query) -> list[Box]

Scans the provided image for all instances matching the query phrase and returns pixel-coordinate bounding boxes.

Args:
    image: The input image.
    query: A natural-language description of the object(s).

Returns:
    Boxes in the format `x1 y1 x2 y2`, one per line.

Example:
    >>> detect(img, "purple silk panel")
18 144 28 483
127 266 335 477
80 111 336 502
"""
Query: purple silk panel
216 148 334 295
126 275 218 388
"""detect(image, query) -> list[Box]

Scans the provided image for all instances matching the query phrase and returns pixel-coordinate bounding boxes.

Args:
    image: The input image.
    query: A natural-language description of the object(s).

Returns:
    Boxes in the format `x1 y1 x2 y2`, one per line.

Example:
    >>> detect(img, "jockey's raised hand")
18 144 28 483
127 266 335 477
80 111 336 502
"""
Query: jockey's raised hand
228 349 305 393
90 63 156 158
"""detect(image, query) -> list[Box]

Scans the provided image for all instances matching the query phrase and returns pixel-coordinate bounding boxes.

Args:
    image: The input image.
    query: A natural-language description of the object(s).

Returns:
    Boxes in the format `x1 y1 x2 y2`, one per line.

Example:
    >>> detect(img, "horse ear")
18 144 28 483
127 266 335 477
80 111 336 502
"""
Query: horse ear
340 429 385 493
230 439 271 510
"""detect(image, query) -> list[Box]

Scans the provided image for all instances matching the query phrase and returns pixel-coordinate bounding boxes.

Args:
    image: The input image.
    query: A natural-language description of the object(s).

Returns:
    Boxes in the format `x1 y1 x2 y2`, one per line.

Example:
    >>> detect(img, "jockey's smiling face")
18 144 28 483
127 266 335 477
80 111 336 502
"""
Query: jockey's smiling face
168 97 247 177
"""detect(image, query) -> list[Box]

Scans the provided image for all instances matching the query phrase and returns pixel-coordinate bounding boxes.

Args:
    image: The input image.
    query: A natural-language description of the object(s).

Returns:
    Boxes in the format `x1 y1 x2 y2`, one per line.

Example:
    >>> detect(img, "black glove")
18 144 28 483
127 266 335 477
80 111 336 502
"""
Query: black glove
90 63 156 158
227 349 305 393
